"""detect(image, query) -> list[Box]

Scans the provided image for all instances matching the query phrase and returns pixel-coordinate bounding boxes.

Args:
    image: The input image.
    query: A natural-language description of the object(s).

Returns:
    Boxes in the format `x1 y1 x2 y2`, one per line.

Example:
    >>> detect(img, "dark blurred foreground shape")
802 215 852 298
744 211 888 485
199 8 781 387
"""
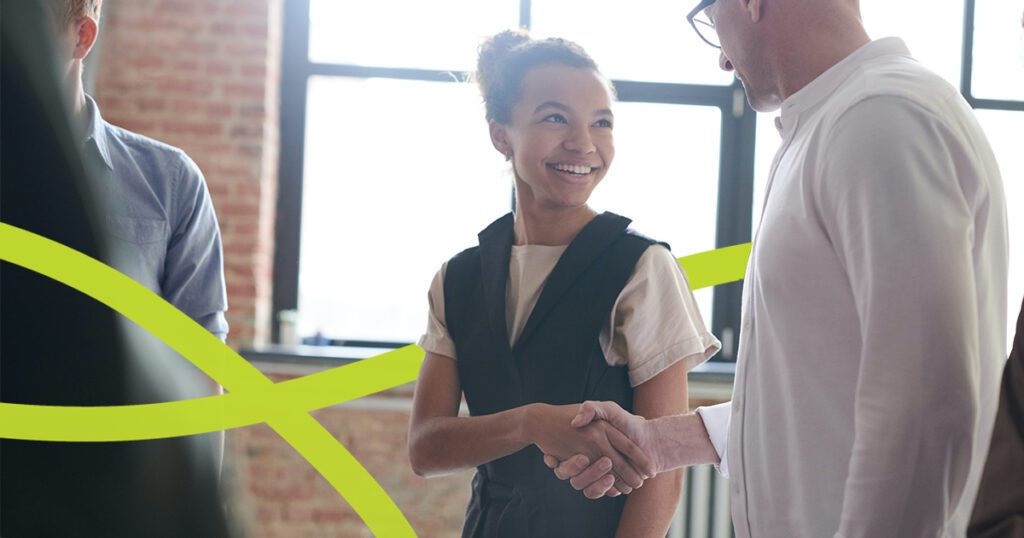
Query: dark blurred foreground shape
969 294 1024 538
0 0 229 535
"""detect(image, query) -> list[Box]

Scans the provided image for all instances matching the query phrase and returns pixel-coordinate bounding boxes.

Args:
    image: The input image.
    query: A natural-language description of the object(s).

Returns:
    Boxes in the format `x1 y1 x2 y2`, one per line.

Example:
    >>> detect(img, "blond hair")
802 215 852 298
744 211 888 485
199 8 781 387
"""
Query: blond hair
51 0 103 26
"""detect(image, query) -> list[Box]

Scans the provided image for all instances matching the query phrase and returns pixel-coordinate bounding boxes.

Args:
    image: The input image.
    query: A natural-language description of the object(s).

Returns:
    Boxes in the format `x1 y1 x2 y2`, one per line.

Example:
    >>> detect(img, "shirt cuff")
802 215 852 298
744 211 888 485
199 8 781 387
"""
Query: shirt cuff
194 311 229 341
696 402 732 478
417 333 456 360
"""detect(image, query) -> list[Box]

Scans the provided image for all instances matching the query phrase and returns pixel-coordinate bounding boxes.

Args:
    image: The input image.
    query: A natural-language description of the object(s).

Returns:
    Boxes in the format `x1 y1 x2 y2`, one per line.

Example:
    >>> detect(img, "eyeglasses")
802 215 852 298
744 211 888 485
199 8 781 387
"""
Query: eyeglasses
687 0 720 49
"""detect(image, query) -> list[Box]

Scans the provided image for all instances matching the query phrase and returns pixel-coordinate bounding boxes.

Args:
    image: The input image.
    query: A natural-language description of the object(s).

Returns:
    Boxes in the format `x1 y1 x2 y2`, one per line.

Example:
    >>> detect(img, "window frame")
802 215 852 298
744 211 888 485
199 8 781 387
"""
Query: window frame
961 0 1024 112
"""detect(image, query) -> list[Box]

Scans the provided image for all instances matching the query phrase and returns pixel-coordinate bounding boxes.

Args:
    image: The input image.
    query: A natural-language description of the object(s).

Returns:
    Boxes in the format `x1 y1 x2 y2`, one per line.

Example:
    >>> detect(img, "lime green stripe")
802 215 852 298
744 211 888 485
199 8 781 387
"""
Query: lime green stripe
0 345 425 441
0 222 415 536
0 221 752 537
679 242 752 290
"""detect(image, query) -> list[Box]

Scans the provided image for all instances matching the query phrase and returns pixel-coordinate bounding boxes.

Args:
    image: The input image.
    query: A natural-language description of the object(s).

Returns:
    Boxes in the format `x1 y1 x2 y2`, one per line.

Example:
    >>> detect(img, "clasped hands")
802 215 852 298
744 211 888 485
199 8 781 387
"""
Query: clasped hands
529 400 661 499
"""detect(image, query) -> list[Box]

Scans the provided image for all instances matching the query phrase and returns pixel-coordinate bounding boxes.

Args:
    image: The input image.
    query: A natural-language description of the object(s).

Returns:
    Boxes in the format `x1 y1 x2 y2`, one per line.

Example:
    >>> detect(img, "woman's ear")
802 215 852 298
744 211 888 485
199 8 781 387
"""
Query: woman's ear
489 121 512 161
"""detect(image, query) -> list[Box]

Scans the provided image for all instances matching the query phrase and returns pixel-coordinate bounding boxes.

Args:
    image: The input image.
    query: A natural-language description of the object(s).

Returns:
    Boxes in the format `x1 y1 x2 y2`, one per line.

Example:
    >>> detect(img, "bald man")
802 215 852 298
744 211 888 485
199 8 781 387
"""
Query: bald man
547 1 1009 536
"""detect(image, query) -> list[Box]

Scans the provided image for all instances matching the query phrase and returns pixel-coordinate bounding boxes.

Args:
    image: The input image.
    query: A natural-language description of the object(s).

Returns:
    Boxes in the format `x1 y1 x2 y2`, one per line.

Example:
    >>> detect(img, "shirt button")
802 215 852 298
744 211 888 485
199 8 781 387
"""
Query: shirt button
733 481 742 495
733 399 741 413
742 316 753 329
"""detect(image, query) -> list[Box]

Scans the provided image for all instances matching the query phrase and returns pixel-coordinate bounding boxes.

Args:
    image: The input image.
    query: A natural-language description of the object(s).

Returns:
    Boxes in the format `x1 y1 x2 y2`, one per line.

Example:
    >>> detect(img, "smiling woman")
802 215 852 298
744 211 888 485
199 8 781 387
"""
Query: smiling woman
406 30 720 538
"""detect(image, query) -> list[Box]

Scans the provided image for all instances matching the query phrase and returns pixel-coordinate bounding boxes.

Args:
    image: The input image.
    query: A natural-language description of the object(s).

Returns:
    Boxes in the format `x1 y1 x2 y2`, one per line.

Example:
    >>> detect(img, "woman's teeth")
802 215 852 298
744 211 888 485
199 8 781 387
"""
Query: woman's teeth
551 163 593 175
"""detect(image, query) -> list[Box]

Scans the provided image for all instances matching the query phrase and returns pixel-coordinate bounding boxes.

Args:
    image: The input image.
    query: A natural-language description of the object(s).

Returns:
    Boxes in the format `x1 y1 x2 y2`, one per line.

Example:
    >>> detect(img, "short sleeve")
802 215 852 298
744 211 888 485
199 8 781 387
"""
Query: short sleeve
602 245 721 387
417 262 457 360
162 152 228 339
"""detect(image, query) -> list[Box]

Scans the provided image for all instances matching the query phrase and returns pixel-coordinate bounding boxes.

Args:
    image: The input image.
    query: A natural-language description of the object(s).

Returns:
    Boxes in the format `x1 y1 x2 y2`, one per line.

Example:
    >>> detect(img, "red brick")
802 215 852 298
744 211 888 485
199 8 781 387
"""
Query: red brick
223 43 267 57
125 54 167 71
222 1 268 21
236 143 263 157
171 99 204 114
241 64 266 78
170 59 201 73
210 22 239 36
224 82 266 99
162 120 223 137
205 102 234 118
137 97 168 112
206 61 235 76
219 202 260 218
153 76 215 95
239 104 266 118
230 124 264 139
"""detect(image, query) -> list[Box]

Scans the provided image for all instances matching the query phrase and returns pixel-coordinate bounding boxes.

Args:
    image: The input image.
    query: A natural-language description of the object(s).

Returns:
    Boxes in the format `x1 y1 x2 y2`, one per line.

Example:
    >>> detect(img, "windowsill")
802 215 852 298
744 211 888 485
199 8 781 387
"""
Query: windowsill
242 343 734 378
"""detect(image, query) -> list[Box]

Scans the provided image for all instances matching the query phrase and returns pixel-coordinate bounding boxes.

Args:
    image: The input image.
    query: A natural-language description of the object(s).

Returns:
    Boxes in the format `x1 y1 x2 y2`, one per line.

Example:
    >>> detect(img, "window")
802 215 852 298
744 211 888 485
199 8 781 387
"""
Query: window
276 0 755 361
277 0 1021 358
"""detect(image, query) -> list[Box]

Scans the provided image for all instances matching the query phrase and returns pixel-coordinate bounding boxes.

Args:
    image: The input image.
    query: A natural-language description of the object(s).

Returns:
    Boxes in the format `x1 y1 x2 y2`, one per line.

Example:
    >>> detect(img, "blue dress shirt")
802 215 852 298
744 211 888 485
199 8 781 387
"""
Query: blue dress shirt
83 95 229 340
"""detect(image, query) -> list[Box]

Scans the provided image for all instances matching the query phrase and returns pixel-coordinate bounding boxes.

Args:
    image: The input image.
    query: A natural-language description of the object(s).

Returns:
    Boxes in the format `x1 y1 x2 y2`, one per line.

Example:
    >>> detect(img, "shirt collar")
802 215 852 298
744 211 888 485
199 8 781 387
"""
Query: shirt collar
83 94 114 170
775 37 912 136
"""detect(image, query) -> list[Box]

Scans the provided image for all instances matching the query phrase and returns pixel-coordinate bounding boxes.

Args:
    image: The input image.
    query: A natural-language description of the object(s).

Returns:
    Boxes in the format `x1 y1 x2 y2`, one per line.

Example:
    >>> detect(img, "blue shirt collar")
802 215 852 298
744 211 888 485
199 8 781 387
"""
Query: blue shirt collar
83 94 114 170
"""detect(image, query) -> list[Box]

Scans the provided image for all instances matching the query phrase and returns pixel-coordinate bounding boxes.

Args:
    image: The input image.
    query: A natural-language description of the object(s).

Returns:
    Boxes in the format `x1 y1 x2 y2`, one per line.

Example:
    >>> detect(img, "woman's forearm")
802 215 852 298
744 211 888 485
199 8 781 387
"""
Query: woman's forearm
409 404 535 477
614 469 683 538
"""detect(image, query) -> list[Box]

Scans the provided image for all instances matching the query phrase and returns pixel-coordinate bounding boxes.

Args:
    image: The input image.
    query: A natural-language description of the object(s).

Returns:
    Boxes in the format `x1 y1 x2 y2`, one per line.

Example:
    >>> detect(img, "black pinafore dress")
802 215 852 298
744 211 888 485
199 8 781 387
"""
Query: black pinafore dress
443 212 661 538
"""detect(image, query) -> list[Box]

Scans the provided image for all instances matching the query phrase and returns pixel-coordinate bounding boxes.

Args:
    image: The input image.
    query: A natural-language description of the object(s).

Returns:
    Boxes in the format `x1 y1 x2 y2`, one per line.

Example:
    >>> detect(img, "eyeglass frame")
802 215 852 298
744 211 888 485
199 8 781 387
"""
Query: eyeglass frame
687 0 721 49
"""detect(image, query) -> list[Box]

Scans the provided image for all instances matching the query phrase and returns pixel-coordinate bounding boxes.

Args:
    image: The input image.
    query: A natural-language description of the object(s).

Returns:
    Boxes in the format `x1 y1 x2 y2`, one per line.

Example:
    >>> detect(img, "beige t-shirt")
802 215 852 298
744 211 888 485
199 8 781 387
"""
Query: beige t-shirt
418 243 720 387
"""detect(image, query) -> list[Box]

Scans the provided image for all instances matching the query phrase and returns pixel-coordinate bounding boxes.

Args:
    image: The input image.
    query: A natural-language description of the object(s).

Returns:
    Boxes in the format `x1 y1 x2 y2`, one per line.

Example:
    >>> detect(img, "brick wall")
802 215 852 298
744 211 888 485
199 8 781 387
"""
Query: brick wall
94 0 281 347
227 375 473 537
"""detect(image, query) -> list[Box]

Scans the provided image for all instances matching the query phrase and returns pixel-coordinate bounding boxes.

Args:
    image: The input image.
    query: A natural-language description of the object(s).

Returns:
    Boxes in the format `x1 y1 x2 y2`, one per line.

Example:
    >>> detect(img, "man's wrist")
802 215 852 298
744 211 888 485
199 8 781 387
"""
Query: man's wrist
647 413 718 472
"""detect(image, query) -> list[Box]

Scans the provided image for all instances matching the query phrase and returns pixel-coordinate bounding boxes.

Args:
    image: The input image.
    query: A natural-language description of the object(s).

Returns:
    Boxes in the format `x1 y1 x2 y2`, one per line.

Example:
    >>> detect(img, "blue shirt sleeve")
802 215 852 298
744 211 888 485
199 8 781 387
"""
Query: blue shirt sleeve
162 152 229 340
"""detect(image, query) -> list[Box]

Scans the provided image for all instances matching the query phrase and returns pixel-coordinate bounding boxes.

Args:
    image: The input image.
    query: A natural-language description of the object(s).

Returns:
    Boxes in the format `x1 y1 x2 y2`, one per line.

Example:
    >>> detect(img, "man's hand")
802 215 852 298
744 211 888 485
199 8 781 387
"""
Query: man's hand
526 403 654 495
542 400 661 499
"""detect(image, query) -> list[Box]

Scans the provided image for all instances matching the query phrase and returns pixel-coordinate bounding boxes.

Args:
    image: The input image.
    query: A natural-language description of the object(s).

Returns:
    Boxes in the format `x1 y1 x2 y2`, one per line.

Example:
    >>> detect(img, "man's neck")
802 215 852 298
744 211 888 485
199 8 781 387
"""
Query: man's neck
67 64 88 125
775 11 871 102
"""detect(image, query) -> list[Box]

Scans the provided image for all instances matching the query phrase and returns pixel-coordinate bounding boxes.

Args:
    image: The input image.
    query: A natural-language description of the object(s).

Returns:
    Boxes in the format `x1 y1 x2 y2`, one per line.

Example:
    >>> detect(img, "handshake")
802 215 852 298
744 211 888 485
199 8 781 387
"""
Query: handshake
529 401 718 498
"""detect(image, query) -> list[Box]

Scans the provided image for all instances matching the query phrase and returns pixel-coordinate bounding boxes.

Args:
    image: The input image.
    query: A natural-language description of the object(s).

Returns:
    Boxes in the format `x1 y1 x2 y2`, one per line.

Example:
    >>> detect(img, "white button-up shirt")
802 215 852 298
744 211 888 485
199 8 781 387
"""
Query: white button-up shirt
697 38 1008 538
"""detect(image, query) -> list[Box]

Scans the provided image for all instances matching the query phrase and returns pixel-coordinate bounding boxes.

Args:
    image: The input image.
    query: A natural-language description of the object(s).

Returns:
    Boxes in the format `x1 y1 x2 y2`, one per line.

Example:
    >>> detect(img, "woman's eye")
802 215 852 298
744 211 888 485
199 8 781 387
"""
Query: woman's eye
542 114 568 124
594 118 614 129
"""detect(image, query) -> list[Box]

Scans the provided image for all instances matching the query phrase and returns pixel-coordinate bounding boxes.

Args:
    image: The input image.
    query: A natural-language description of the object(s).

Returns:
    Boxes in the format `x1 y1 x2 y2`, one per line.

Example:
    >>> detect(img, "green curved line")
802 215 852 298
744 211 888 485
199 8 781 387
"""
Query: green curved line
0 223 416 537
0 345 425 441
0 242 752 442
0 221 752 536
679 242 752 290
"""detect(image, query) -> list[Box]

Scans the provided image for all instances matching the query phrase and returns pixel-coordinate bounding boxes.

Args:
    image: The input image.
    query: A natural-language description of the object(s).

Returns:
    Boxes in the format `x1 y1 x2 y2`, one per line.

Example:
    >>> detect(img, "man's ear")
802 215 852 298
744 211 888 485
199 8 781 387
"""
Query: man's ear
743 0 763 23
72 16 99 60
489 121 512 160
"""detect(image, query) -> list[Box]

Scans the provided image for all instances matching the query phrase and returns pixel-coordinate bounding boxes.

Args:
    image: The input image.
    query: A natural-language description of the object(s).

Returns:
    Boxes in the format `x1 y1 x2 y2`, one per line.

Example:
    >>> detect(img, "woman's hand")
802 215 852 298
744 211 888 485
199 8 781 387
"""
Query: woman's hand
525 403 654 495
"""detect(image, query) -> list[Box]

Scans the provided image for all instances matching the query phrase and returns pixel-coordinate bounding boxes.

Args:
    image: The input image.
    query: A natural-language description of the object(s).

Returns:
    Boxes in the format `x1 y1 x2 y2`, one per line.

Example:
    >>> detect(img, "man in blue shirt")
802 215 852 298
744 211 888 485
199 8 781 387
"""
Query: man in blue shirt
53 0 229 342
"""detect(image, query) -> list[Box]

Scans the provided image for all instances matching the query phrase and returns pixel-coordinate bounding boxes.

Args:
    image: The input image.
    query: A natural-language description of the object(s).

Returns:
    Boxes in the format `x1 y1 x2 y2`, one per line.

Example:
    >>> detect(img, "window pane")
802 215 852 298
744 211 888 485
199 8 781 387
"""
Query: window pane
298 77 511 341
971 1 1024 101
530 0 733 85
861 0 962 88
975 110 1024 354
588 103 721 327
308 0 519 70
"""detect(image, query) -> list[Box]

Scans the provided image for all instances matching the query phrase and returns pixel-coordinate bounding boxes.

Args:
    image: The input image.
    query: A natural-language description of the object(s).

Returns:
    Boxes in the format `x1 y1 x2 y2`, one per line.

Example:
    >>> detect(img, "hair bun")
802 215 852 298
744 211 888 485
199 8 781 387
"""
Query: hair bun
474 29 601 123
476 30 530 88
478 30 530 65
